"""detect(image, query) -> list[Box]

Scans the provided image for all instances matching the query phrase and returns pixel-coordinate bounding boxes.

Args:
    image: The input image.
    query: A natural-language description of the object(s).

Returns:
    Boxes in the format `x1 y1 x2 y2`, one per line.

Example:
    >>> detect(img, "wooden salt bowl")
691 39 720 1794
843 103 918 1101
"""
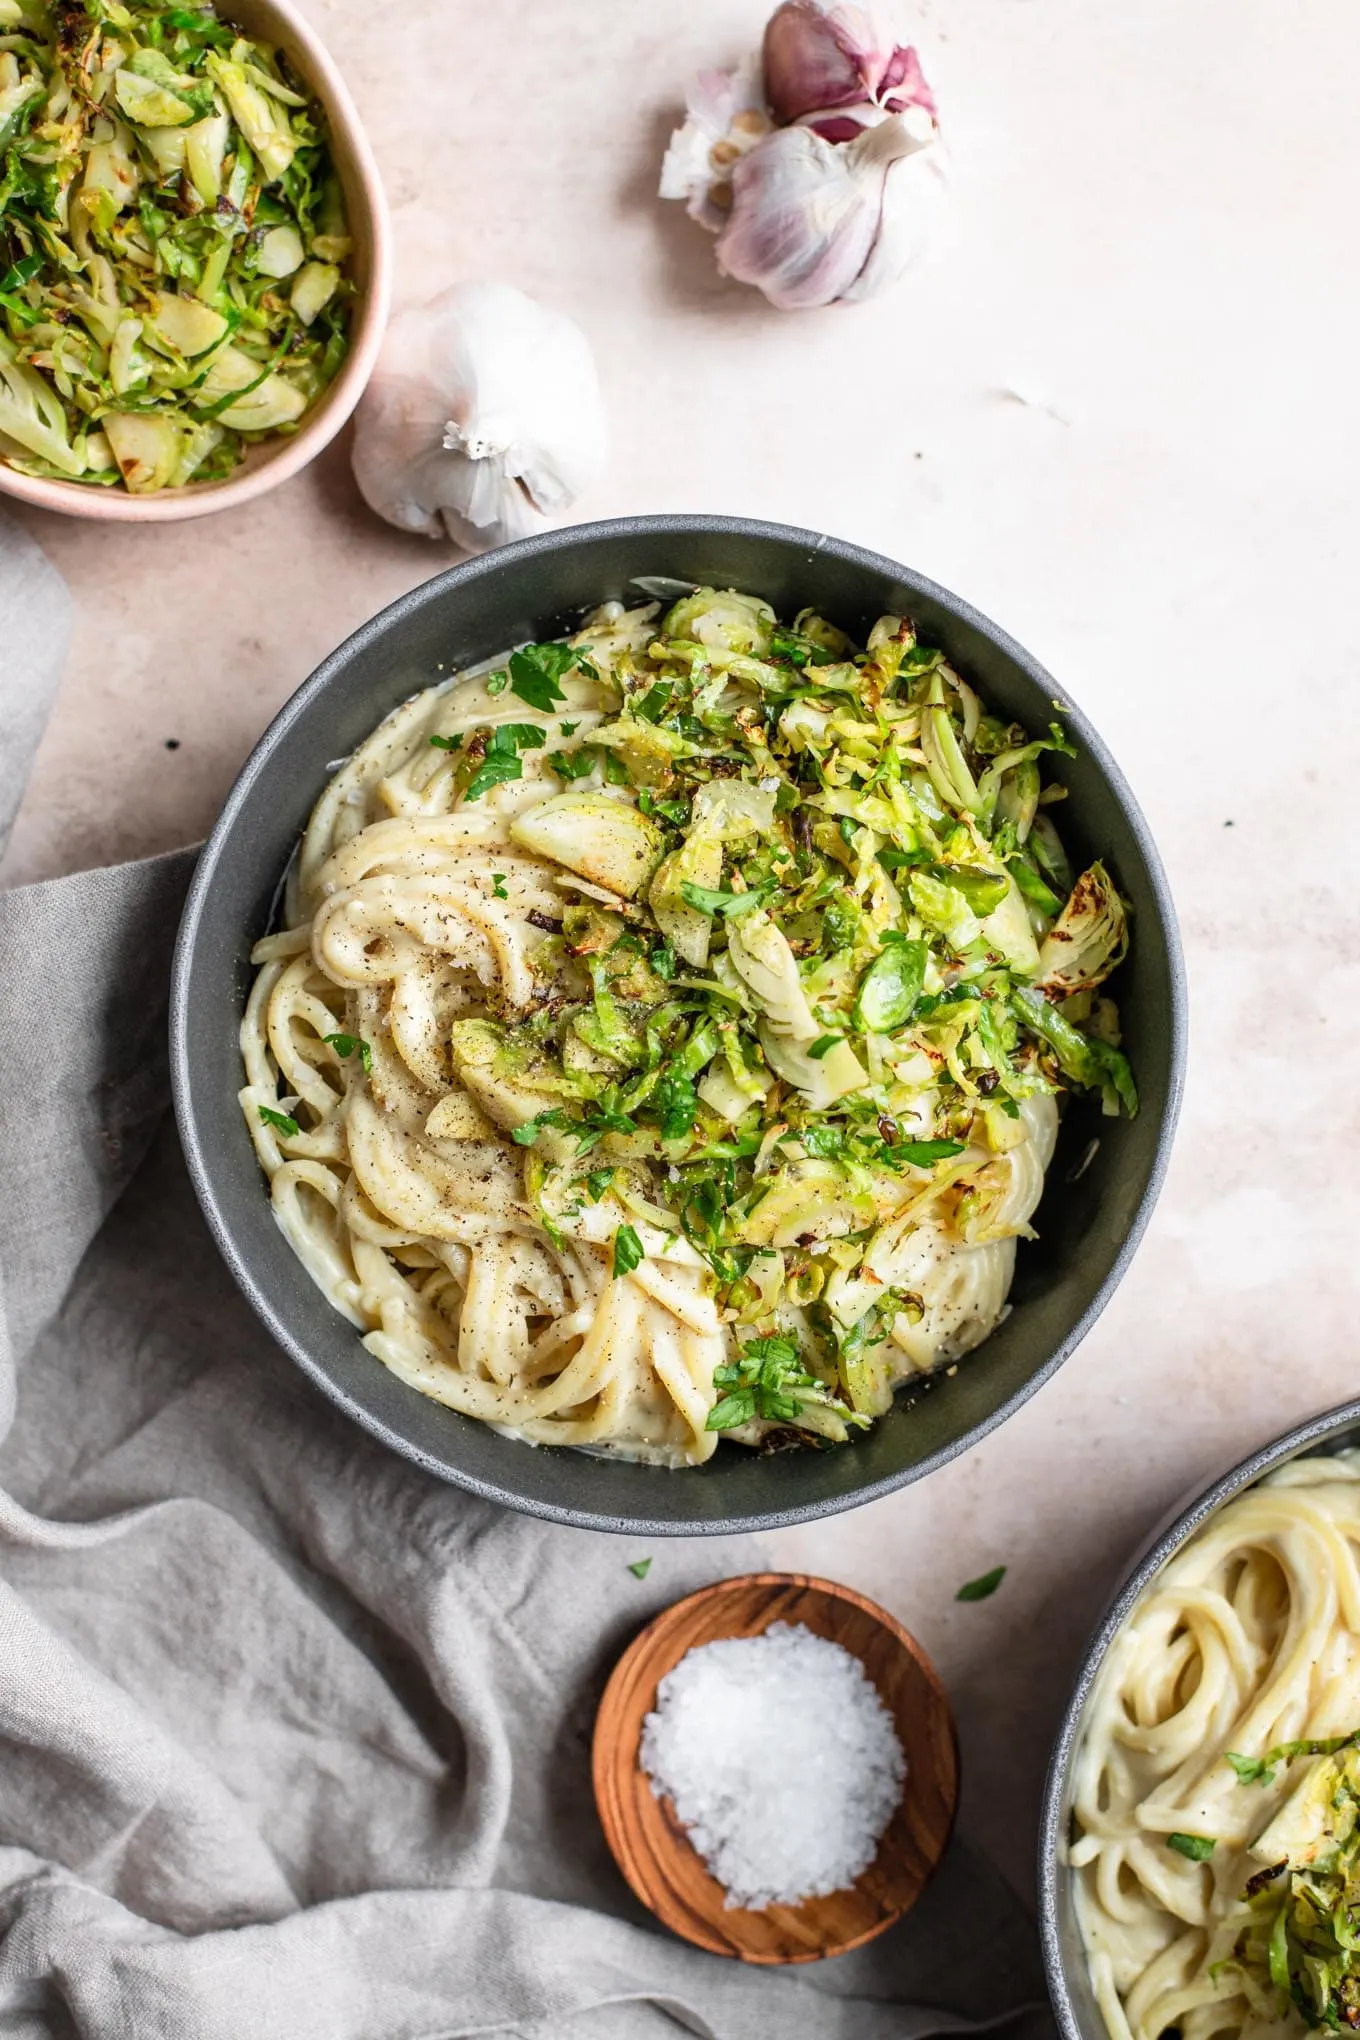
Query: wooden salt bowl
592 1571 959 1965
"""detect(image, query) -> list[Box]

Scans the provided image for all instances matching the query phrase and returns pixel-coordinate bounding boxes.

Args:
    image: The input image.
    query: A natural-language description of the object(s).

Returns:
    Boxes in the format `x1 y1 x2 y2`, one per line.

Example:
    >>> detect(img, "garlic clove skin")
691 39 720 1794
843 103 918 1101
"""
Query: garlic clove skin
351 280 606 554
877 39 936 117
658 55 771 231
763 0 936 130
714 111 932 311
839 128 946 304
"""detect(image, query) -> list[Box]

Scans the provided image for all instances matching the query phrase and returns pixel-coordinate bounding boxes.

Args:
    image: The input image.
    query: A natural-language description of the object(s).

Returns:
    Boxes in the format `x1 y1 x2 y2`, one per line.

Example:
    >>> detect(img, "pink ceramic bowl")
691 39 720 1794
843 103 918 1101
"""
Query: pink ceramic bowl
0 0 390 523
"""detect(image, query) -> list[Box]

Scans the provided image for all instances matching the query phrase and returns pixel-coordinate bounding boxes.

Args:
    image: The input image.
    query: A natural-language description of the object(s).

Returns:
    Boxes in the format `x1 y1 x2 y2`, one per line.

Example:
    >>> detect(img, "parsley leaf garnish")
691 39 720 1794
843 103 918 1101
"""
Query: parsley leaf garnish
1225 1752 1270 1786
885 1138 966 1169
706 1332 865 1435
636 789 690 826
654 1072 697 1143
546 747 596 781
508 641 590 714
956 1566 1006 1602
612 1224 644 1278
627 1557 653 1579
679 881 774 919
429 732 462 751
463 723 545 803
258 1105 299 1137
324 1032 373 1074
1166 1833 1216 1862
491 874 508 900
770 627 835 669
510 1108 567 1147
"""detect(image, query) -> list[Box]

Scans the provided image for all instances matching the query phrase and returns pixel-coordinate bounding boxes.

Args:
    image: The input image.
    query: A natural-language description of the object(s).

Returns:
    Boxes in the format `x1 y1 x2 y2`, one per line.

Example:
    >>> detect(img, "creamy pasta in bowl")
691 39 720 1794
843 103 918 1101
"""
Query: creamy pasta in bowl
173 515 1184 1531
239 585 1134 1469
1041 1403 1360 2040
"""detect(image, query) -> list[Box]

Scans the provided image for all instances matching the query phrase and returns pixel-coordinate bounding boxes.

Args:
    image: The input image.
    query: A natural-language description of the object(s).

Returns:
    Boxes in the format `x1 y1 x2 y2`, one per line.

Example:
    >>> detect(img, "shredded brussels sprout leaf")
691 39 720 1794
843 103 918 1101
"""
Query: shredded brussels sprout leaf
1215 1736 1360 2029
0 0 354 492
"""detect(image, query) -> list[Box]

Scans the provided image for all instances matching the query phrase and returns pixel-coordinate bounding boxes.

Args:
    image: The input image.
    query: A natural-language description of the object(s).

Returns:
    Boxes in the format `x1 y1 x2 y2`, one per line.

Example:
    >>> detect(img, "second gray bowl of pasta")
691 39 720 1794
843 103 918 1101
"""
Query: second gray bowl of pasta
1041 1400 1360 2040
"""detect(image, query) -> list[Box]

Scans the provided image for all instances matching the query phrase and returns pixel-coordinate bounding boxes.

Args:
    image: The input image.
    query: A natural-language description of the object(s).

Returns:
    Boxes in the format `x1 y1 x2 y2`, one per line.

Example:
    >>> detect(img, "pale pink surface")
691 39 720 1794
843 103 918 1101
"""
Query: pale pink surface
6 0 1360 1906
0 0 391 523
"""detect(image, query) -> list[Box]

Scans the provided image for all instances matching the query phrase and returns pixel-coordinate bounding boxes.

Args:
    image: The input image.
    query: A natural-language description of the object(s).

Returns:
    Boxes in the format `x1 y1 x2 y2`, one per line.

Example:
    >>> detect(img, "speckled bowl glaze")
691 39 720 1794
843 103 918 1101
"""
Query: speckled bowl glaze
171 514 1187 1535
0 0 390 523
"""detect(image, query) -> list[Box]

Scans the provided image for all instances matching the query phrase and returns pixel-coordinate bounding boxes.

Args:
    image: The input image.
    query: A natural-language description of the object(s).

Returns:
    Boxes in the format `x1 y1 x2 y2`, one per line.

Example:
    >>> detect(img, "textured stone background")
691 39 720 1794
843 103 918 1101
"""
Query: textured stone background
6 0 1357 1901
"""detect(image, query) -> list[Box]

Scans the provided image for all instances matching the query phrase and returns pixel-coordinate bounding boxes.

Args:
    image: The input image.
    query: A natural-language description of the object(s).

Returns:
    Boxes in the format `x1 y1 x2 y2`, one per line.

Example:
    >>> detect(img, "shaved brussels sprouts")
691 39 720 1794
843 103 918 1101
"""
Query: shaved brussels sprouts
415 589 1136 1452
662 587 776 656
511 791 667 899
1036 859 1130 996
0 0 354 492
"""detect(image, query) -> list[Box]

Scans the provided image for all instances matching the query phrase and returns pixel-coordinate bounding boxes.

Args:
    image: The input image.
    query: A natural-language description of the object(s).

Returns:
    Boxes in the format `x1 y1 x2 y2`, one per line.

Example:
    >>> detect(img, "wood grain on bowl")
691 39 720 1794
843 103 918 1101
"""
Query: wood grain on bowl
592 1572 959 1964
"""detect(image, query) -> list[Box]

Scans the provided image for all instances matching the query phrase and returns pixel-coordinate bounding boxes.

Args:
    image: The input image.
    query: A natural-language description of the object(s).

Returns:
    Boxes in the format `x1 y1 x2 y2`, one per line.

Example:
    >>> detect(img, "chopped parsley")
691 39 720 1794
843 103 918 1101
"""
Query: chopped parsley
463 723 545 803
509 641 591 714
612 1224 644 1278
324 1033 373 1074
1166 1833 1216 1862
679 881 774 919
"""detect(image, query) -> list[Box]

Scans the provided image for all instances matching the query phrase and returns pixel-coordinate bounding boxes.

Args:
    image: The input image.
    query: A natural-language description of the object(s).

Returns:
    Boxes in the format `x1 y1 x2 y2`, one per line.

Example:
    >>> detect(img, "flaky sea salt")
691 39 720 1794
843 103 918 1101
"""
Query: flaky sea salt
638 1622 906 1910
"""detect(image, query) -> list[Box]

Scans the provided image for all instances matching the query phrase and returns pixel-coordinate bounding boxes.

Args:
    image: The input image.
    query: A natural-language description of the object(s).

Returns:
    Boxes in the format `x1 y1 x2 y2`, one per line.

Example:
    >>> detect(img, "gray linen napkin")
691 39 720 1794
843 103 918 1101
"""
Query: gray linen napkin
0 514 1052 2040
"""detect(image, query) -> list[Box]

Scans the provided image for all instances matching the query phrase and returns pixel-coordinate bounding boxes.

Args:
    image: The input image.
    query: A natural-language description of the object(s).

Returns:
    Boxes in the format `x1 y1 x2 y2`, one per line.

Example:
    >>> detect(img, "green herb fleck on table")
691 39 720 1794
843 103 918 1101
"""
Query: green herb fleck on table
956 1566 1006 1602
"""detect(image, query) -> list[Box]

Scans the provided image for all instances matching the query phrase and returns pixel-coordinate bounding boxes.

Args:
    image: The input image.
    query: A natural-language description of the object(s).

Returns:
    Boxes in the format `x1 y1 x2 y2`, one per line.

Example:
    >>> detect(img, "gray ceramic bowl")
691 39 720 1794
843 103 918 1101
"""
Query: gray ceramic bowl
170 514 1186 1536
1039 1397 1360 2040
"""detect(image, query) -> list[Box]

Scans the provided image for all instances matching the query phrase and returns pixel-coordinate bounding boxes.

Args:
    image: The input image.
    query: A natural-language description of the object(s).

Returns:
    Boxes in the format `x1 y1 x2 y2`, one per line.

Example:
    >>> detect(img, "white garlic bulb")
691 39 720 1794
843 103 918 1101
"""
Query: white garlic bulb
351 280 606 553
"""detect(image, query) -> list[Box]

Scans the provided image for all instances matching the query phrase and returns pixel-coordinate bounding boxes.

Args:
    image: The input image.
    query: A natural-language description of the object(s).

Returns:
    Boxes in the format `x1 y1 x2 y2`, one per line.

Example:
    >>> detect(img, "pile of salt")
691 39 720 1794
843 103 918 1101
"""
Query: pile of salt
639 1622 906 1910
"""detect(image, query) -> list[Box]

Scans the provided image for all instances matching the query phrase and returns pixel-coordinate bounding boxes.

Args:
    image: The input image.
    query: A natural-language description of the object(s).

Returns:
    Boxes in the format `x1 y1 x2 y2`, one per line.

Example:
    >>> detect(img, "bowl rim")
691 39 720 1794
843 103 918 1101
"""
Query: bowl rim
0 0 391 524
170 511 1189 1534
589 1568 959 1963
1036 1394 1360 2040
